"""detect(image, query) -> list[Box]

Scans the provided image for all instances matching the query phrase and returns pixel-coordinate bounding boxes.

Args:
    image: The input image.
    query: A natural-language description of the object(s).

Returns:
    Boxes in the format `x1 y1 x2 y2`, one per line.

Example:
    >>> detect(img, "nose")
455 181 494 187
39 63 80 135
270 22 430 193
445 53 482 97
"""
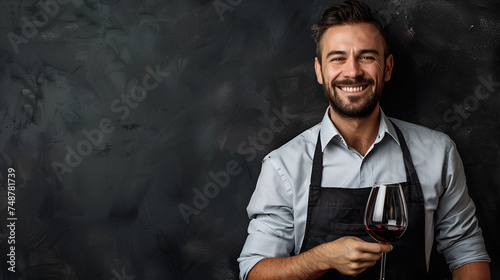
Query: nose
343 58 363 78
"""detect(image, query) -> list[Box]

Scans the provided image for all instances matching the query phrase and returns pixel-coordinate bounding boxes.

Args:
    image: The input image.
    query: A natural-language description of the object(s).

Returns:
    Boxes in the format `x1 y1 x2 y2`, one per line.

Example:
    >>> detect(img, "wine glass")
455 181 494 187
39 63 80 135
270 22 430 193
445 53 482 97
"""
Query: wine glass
364 183 408 280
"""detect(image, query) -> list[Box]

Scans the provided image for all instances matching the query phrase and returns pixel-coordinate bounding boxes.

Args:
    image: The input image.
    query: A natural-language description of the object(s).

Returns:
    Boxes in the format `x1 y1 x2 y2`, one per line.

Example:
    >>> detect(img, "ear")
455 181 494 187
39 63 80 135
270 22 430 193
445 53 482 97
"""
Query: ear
384 54 394 82
314 57 324 85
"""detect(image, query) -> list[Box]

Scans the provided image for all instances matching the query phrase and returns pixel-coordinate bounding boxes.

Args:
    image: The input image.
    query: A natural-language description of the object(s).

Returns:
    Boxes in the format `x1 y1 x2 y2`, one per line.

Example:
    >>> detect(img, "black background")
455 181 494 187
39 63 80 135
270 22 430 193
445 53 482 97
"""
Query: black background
0 0 498 279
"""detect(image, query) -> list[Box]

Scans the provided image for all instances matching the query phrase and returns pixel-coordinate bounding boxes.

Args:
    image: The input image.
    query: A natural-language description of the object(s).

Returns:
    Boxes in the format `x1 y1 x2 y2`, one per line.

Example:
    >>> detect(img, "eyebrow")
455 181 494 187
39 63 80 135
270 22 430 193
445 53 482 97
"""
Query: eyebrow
325 49 380 59
325 50 346 59
359 49 380 56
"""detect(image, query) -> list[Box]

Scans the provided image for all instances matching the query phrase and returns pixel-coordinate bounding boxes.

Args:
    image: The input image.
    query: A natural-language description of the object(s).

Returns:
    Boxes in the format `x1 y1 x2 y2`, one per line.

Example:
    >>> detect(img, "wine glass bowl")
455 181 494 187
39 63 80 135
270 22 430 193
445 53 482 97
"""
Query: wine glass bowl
365 223 406 244
364 183 408 279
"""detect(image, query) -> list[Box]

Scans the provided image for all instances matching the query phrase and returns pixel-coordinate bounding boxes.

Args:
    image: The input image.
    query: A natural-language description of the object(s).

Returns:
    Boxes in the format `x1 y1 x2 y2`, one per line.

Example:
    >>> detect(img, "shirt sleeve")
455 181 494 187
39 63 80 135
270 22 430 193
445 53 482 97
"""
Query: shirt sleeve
238 155 295 280
434 140 490 270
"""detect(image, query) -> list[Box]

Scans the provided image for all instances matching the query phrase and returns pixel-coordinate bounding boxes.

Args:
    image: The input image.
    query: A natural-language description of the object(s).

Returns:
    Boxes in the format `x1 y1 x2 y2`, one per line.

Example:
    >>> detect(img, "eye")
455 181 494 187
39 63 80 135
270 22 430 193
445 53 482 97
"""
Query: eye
330 57 345 62
360 56 375 61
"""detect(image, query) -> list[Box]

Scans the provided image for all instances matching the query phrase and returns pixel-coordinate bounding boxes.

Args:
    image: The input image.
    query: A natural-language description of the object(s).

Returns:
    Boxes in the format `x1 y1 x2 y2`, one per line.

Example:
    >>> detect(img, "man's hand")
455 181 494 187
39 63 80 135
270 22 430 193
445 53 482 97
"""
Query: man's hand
247 236 392 280
313 236 393 276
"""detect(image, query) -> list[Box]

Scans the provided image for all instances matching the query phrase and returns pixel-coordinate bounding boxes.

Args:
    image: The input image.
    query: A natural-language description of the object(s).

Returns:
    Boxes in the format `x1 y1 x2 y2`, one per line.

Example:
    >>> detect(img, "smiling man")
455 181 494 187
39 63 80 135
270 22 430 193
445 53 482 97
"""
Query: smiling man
238 1 490 280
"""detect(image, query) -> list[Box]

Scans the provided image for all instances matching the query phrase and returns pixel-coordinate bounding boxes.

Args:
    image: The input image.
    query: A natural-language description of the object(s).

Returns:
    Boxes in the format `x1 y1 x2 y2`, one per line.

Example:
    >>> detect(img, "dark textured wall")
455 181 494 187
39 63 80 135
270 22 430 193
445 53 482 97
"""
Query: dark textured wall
0 0 498 279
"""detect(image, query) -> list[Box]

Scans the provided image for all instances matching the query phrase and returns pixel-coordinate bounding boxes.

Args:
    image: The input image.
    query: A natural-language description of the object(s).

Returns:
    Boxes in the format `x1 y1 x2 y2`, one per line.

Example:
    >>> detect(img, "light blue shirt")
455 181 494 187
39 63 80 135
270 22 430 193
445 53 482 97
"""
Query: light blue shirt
238 108 490 280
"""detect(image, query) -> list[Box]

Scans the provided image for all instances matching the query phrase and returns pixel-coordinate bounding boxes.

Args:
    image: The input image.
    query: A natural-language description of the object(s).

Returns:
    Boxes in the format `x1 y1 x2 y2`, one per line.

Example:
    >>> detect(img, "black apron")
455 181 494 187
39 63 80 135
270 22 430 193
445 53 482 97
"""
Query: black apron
299 122 449 279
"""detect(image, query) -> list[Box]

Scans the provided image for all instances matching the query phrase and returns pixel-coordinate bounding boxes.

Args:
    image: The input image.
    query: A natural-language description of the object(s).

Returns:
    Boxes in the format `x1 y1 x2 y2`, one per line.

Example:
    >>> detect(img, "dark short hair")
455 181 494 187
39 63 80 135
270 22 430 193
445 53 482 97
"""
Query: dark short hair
312 0 389 59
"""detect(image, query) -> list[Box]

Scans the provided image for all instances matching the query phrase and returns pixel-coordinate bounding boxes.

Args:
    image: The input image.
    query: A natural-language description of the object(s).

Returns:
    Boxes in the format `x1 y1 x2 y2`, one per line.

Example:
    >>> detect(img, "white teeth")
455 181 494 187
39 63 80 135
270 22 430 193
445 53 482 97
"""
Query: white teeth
340 86 363 92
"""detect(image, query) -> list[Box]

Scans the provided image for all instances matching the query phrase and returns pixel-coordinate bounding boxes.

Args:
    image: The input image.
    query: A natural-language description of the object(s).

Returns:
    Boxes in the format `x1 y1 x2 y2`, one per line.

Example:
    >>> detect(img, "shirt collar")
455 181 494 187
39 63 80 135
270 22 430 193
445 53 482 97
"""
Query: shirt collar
319 107 400 151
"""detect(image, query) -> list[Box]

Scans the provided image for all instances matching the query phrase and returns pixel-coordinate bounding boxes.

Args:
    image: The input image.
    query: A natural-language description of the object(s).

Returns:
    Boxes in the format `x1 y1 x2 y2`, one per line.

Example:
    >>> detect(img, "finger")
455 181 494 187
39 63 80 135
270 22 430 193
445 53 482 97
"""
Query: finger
379 244 393 253
358 260 377 270
347 250 385 263
357 251 386 262
355 242 393 253
342 260 377 276
351 260 377 270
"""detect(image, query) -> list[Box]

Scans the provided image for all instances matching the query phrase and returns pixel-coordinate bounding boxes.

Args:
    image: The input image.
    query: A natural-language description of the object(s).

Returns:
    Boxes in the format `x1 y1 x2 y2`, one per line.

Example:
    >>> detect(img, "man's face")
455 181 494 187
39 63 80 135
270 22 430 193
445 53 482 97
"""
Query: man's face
314 23 394 119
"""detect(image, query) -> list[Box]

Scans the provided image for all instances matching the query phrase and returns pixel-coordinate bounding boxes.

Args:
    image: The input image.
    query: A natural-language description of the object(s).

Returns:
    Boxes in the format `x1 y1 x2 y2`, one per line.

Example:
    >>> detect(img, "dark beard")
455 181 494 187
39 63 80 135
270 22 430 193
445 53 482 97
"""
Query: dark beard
323 76 382 119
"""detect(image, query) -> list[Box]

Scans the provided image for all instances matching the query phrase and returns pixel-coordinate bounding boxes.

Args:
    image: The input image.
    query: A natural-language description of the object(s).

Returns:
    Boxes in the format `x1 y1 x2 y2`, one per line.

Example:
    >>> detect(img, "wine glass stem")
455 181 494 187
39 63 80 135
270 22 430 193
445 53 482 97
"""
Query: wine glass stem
380 252 387 280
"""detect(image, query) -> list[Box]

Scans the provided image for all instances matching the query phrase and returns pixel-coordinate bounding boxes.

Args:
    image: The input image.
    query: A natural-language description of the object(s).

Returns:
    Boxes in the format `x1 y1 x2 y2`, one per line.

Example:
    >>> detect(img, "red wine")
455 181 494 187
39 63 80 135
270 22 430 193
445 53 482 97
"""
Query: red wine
365 224 406 243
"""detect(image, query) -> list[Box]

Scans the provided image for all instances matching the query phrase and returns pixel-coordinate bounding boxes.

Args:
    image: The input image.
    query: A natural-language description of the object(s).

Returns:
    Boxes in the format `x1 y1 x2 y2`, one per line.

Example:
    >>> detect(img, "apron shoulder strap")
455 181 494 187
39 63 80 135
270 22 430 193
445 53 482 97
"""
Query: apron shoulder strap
390 120 420 184
310 132 323 187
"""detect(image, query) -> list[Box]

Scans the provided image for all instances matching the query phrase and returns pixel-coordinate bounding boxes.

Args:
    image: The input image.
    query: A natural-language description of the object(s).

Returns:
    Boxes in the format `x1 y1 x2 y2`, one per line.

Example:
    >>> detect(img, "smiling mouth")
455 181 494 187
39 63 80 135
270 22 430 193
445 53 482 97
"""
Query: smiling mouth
338 85 368 92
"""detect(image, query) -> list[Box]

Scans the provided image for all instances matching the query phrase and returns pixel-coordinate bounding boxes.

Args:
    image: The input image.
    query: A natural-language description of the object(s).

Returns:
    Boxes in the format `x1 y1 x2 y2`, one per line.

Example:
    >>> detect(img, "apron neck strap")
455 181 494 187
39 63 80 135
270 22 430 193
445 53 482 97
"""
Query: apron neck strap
310 121 420 186
310 133 323 187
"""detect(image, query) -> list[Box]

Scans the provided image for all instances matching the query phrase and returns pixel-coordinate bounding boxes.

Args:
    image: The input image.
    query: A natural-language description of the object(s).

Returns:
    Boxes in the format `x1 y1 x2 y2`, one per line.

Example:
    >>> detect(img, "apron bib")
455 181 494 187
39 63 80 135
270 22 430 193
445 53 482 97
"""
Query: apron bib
299 122 437 279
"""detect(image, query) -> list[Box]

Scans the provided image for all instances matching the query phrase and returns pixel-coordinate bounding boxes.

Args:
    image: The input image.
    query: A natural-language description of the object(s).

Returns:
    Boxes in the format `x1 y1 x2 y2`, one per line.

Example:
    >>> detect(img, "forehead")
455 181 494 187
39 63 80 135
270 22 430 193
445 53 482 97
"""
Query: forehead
320 23 386 56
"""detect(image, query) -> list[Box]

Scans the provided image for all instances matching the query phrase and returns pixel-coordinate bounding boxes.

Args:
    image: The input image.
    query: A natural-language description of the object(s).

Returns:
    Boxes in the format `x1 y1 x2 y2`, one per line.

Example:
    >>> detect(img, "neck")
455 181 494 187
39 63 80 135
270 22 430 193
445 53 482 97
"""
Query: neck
328 106 380 156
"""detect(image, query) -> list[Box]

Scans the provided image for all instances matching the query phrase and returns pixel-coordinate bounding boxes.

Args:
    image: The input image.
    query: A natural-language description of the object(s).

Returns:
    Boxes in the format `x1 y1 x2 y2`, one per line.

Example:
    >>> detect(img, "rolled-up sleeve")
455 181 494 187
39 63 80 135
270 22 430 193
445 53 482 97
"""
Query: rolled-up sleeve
434 141 490 270
238 155 295 280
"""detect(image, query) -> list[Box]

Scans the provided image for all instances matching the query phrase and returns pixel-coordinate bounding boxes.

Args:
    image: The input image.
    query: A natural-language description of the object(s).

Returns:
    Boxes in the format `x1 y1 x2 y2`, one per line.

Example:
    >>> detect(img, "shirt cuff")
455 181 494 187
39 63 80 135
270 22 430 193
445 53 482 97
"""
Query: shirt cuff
442 234 491 271
238 232 294 280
